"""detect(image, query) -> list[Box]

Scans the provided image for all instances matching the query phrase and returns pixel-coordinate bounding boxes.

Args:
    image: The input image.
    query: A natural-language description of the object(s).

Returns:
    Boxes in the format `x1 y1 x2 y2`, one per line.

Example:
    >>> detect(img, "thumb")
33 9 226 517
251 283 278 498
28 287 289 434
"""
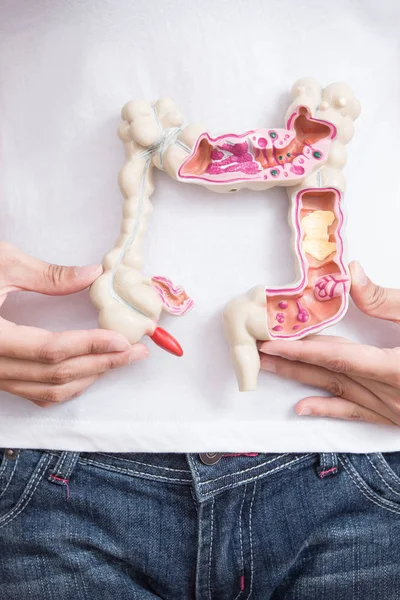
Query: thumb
2 245 102 296
349 260 400 323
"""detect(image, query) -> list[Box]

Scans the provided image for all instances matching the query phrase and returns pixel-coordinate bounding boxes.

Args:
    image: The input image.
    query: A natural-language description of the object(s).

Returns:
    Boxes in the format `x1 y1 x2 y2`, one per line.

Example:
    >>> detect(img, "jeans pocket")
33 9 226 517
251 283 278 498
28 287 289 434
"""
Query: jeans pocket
341 452 400 514
0 449 52 529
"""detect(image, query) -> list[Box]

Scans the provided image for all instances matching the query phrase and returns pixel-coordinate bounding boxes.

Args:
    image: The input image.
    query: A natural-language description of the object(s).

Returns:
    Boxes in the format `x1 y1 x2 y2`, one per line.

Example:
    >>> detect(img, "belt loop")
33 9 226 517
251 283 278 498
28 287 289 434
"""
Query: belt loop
48 452 80 499
317 453 338 479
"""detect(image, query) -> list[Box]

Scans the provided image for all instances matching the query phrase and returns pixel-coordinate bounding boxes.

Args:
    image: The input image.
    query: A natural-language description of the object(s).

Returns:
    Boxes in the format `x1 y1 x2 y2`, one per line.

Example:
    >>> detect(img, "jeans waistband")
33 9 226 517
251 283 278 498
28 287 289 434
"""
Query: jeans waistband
38 450 338 503
187 452 318 501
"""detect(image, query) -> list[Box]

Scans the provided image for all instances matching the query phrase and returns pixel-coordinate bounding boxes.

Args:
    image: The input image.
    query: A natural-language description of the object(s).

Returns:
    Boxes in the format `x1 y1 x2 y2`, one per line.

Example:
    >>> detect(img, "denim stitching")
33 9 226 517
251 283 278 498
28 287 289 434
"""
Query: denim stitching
376 453 400 488
320 453 327 471
0 453 19 501
52 451 68 478
341 458 400 514
365 455 400 498
317 453 338 478
64 453 80 480
342 456 400 510
246 482 257 600
202 455 314 497
200 454 289 486
376 453 396 478
0 454 8 479
208 497 215 600
49 474 70 500
233 485 247 600
96 453 191 473
355 525 360 600
71 544 90 597
339 457 400 516
190 485 199 516
0 454 51 528
78 457 192 484
195 497 203 600
191 455 202 483
48 451 69 483
352 540 355 600
53 451 68 477
329 452 337 471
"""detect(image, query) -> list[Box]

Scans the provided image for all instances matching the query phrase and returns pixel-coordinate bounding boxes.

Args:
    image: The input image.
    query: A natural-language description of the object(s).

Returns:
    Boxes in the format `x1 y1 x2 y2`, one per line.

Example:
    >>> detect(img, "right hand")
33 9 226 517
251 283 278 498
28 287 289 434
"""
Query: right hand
259 262 400 426
0 243 148 407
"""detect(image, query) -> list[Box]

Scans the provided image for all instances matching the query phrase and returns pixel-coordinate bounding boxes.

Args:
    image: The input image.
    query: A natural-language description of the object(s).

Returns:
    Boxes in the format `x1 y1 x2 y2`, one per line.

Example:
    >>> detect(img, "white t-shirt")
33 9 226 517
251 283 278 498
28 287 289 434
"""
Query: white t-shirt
0 0 399 452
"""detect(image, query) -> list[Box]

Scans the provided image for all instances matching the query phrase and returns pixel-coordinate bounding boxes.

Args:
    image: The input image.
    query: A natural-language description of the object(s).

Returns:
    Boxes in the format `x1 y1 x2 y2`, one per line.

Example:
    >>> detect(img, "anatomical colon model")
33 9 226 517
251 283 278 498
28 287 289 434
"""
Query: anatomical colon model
90 98 196 357
90 79 360 391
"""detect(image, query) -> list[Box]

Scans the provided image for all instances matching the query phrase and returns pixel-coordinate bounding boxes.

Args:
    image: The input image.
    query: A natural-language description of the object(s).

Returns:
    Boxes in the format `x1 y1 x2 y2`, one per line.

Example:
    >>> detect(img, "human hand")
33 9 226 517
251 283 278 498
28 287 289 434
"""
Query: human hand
0 243 148 407
259 261 400 426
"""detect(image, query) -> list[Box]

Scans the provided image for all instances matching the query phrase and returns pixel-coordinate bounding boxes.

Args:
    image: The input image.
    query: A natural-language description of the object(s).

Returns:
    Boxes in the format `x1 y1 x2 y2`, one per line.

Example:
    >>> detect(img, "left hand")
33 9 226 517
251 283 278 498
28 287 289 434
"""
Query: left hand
259 261 400 426
0 243 148 407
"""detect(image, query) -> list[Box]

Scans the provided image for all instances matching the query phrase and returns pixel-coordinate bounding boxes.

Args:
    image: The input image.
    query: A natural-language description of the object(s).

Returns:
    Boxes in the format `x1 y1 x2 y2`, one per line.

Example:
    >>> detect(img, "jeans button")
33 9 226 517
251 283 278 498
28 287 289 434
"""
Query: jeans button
4 449 19 460
199 453 222 465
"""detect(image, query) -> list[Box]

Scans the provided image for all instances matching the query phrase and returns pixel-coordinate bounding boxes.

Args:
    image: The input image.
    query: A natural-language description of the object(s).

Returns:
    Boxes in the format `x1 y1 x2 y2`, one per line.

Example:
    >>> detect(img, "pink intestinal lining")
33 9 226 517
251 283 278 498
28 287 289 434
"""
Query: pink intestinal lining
265 187 348 340
178 107 336 185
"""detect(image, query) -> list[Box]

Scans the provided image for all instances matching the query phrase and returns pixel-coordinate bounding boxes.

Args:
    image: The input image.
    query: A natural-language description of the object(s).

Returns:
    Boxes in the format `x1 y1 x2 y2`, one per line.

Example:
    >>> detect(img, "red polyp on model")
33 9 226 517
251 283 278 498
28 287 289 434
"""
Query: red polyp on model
149 327 183 357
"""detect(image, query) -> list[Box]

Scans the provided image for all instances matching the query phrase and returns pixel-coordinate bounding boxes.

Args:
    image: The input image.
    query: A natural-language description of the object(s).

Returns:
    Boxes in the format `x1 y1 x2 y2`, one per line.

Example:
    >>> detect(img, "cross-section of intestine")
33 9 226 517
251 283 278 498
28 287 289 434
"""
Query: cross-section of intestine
151 276 194 316
222 187 351 391
265 187 349 339
178 107 336 188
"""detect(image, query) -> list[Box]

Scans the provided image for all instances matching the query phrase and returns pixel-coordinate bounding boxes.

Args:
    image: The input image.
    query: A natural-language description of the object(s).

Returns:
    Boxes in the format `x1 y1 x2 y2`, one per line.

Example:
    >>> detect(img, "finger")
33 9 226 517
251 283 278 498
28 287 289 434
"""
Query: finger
350 261 400 324
259 339 399 386
0 242 102 295
352 374 400 406
0 325 132 363
0 374 102 405
305 334 355 344
260 354 397 421
0 242 103 295
257 334 354 350
295 396 396 427
0 344 148 383
261 353 353 395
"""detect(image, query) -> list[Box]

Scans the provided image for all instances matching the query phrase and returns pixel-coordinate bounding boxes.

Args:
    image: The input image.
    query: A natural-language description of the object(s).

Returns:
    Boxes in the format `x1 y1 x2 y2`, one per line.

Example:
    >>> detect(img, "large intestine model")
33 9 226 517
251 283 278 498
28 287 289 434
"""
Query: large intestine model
89 98 197 357
90 79 360 390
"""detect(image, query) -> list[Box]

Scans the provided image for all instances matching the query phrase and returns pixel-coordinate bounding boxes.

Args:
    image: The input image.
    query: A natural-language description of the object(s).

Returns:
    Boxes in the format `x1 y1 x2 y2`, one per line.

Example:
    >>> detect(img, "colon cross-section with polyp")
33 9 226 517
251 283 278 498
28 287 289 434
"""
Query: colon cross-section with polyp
90 79 360 391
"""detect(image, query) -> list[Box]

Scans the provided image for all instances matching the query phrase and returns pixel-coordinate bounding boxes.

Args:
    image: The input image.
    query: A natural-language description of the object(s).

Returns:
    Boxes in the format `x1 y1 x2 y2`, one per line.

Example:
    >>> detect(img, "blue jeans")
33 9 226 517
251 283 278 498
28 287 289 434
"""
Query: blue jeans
1 450 400 599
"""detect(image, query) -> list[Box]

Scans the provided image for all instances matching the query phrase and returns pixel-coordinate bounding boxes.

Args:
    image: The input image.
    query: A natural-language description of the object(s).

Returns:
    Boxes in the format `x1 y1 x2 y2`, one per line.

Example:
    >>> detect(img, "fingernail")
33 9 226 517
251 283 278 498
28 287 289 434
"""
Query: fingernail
74 264 103 279
298 407 312 416
261 358 276 373
351 261 368 286
129 345 149 363
107 339 130 352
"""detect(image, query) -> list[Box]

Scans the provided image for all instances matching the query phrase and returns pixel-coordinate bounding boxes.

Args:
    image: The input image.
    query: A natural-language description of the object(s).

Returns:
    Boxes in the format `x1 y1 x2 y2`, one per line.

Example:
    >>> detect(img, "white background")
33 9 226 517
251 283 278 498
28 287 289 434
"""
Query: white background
0 0 399 451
